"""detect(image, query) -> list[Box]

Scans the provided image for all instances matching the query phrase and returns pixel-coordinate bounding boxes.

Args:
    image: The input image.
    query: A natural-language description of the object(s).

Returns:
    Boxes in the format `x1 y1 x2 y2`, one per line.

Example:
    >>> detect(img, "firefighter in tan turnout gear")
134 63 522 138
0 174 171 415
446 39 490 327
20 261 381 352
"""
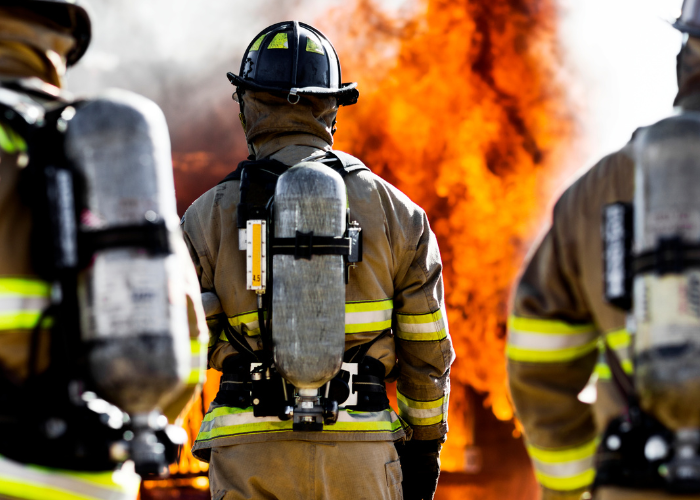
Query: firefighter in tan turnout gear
507 2 700 499
181 21 454 500
0 2 207 499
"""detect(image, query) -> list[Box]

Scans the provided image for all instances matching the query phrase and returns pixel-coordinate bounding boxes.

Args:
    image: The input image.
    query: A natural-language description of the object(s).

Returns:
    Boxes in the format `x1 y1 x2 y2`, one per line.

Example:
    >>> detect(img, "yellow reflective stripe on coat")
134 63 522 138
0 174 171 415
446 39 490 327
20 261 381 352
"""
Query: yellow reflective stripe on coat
526 439 598 491
595 329 633 380
0 455 140 500
219 299 393 342
396 306 448 342
196 406 402 442
218 310 261 341
188 337 207 384
506 316 599 363
396 390 448 427
345 299 393 334
0 122 27 154
0 278 51 331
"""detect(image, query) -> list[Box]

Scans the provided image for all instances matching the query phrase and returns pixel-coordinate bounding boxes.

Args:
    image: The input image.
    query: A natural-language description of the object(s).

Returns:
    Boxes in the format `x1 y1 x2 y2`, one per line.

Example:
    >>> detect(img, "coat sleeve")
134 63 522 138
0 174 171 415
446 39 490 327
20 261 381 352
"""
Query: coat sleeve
390 197 455 442
507 186 600 498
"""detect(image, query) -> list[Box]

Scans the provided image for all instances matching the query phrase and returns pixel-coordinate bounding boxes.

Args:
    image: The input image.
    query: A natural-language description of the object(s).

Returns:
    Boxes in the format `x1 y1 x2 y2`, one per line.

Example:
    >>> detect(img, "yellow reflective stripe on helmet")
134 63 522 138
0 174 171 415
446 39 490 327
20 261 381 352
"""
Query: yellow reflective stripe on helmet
267 33 288 49
0 123 27 154
0 278 51 297
0 455 139 500
306 36 324 54
527 439 598 492
345 299 393 334
188 337 207 384
506 316 599 363
196 406 402 442
396 390 448 427
396 307 448 342
250 33 267 51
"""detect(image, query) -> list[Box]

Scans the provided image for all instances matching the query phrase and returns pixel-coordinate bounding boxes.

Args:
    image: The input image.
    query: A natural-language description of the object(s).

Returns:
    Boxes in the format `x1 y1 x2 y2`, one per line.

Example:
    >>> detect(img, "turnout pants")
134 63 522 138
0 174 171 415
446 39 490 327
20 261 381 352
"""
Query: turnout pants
209 440 403 500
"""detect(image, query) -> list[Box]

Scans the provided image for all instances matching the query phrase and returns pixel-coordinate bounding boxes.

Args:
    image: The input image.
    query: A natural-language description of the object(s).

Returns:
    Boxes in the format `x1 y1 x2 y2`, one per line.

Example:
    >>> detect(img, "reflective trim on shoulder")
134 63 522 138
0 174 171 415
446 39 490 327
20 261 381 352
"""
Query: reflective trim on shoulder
0 278 51 331
0 455 140 500
526 439 598 492
506 316 599 363
195 406 402 443
188 337 207 384
0 122 27 154
345 299 393 334
396 306 448 342
595 329 633 380
396 390 448 427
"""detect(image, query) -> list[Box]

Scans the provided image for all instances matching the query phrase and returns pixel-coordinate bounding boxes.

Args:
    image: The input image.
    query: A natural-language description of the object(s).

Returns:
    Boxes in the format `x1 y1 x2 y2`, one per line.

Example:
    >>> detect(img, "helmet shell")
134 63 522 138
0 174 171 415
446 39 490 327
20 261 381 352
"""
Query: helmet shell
0 0 91 66
227 21 358 106
675 0 700 37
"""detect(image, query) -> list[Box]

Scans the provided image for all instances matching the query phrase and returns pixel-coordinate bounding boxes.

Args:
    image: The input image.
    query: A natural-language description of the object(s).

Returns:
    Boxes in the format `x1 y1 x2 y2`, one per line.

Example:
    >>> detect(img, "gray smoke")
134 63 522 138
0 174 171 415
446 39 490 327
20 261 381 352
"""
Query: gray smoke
67 0 343 158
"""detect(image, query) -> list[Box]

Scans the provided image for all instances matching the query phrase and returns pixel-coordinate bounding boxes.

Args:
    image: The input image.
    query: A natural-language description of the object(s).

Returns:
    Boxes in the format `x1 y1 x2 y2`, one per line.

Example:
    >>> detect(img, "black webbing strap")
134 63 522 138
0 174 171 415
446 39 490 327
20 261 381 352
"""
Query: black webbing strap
604 342 638 408
218 314 261 363
272 230 351 260
79 221 170 257
344 329 392 363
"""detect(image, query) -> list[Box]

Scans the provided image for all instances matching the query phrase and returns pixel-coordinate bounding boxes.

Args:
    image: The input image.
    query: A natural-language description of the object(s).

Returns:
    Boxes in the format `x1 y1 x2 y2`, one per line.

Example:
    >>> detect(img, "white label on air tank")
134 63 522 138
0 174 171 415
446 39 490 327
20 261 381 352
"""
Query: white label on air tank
89 253 170 338
634 273 700 355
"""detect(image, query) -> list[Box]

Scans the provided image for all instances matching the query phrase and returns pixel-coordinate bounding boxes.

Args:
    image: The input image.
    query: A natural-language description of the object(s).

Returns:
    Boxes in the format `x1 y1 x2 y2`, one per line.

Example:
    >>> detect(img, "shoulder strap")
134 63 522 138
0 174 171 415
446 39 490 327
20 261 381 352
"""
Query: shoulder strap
218 158 289 185
312 150 371 178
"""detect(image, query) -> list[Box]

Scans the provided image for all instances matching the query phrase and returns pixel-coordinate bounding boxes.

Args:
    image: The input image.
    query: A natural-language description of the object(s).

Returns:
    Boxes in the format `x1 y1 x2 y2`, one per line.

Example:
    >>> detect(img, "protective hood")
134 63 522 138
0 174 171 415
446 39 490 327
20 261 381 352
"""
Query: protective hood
241 90 337 159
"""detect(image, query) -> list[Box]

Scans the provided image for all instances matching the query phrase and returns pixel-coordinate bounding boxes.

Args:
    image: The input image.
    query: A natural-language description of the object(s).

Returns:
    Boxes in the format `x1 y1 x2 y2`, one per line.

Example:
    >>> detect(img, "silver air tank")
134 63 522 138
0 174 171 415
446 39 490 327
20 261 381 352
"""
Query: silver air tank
65 90 189 472
272 162 346 390
632 113 700 430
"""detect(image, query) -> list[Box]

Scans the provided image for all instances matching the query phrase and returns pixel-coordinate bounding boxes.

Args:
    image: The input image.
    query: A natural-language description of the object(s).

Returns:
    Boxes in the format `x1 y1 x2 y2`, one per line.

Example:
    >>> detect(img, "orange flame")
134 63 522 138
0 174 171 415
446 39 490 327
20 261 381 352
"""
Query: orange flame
320 0 574 471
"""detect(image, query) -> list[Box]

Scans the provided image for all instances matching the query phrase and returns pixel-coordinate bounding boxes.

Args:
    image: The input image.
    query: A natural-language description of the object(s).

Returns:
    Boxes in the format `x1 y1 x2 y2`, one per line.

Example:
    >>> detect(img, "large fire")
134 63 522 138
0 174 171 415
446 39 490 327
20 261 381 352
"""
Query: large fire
323 0 574 471
151 0 575 495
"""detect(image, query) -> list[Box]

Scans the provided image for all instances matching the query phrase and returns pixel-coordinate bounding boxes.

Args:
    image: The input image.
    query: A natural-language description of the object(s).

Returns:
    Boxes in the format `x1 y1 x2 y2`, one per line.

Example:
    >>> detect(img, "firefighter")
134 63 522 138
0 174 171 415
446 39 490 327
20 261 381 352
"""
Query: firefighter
0 2 207 499
506 3 700 500
181 21 455 500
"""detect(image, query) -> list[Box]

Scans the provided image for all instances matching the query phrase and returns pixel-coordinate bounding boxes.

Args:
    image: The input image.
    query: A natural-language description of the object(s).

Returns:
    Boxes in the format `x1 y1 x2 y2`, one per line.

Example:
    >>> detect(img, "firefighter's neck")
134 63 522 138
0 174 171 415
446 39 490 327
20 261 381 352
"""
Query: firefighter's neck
252 133 331 161
0 14 74 89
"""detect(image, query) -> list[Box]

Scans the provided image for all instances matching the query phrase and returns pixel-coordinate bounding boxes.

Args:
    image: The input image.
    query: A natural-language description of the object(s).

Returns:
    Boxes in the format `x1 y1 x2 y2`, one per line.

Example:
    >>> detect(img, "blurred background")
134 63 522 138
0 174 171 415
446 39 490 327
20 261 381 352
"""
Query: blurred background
66 0 683 498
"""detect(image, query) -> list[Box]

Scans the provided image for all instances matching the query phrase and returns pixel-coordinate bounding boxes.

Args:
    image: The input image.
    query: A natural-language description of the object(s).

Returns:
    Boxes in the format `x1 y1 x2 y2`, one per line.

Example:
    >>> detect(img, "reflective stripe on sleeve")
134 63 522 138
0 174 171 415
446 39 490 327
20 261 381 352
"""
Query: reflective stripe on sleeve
396 390 448 427
345 299 392 334
595 329 633 380
196 406 402 442
506 316 599 363
0 455 140 500
188 337 207 384
396 306 448 342
0 123 27 154
0 278 51 331
526 439 598 492
218 310 261 341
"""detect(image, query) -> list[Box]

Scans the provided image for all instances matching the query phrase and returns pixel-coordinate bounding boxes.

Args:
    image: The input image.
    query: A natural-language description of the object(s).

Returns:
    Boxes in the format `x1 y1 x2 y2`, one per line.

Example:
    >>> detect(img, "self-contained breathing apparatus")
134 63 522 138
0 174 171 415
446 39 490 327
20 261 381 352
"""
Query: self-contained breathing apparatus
0 80 188 477
212 151 391 432
600 113 700 494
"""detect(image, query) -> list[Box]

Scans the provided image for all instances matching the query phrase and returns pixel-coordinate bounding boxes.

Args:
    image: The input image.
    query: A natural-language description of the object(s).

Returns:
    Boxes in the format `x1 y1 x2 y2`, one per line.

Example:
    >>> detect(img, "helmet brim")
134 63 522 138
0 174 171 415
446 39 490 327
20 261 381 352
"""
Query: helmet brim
674 20 700 38
227 72 359 107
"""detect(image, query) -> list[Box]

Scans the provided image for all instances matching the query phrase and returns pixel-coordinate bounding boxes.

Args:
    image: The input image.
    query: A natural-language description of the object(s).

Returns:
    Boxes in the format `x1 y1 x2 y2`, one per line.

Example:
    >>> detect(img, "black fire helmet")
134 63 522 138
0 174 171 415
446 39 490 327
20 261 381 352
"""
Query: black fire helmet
0 0 91 66
227 21 359 107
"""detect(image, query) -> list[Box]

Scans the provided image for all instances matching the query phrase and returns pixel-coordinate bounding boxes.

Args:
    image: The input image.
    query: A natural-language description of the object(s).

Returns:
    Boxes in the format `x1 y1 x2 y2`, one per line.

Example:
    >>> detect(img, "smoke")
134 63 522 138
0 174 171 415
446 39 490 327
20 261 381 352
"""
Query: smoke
66 0 346 158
